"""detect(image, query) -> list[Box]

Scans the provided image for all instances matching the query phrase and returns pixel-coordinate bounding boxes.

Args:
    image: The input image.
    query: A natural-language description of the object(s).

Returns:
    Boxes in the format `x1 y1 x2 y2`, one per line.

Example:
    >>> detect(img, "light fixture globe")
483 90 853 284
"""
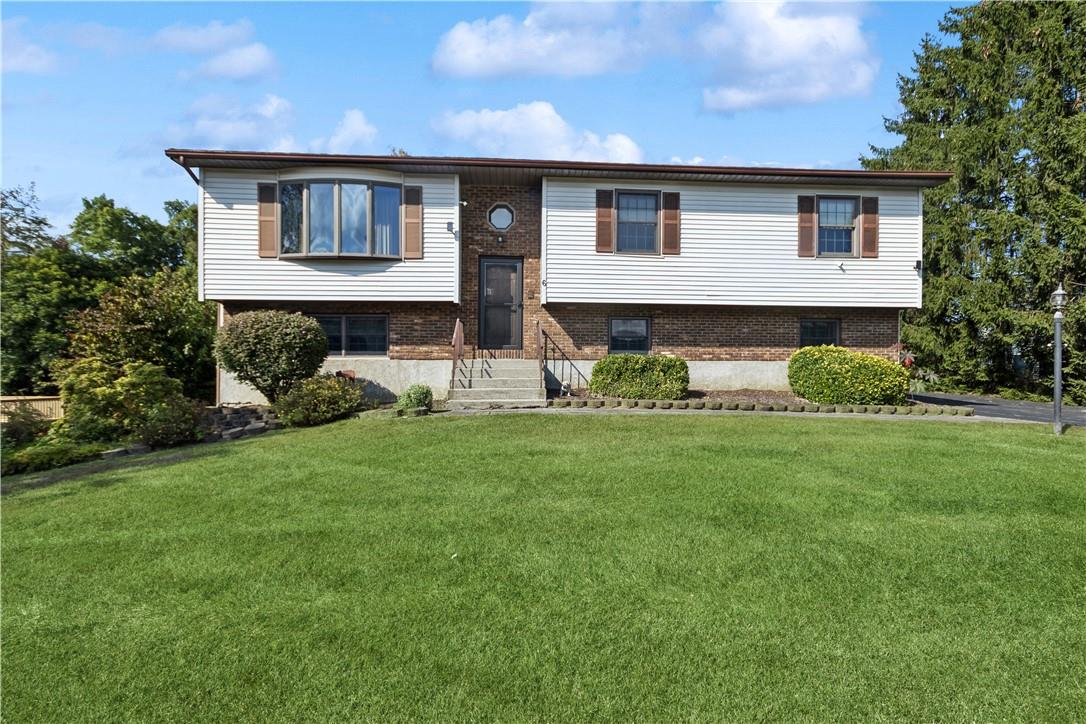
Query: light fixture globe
1051 283 1067 311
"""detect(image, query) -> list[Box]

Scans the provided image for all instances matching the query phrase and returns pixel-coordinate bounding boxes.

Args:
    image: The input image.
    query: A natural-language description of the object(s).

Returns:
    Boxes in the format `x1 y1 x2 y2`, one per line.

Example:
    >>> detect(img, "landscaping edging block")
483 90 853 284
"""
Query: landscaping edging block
553 399 571 407
673 401 688 409
690 400 705 409
638 400 655 409
724 401 739 410
657 401 673 409
622 399 637 408
754 403 772 412
738 402 754 411
571 399 587 408
588 399 604 408
706 401 723 410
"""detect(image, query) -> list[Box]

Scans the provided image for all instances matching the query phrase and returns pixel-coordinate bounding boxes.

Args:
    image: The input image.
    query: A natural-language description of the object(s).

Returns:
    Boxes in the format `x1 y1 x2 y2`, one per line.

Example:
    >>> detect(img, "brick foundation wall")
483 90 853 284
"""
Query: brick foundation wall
222 301 457 360
218 184 901 364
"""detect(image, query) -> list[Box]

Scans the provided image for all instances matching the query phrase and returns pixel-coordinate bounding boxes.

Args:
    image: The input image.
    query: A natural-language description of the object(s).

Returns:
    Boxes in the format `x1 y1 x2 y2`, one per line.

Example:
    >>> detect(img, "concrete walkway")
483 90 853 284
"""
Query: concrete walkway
911 391 1085 426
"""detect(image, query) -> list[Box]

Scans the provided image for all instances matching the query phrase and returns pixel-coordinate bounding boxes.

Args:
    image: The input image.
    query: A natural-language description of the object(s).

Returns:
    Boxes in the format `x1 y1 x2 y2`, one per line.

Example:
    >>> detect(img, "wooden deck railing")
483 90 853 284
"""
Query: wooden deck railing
1 396 63 422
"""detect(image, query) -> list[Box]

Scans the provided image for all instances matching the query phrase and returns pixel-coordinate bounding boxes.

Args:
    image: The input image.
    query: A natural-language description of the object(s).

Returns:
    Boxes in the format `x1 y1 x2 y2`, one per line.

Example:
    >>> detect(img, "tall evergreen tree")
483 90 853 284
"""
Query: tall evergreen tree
864 1 1086 403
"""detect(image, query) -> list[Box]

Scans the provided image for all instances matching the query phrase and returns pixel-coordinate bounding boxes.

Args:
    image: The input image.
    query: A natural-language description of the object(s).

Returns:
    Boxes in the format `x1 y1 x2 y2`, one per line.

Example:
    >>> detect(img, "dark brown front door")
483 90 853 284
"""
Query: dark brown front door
479 257 523 349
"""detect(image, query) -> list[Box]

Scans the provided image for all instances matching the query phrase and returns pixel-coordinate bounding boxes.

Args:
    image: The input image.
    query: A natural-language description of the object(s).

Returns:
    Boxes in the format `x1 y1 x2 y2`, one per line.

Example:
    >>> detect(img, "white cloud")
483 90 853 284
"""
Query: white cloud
2 18 60 74
432 1 878 112
191 42 277 81
432 2 687 77
310 110 378 154
66 22 130 54
152 19 254 54
166 93 295 150
698 2 878 111
433 101 642 163
164 95 379 155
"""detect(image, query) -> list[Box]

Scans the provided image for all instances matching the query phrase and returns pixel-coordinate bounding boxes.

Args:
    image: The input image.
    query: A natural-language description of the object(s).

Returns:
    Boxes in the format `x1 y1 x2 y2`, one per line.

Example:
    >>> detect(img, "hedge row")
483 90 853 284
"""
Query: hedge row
588 354 689 400
787 346 909 405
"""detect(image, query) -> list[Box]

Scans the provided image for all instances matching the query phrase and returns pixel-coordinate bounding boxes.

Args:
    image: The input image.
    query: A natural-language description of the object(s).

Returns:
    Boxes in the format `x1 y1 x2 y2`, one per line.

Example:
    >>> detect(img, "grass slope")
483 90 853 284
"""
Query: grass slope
3 415 1084 721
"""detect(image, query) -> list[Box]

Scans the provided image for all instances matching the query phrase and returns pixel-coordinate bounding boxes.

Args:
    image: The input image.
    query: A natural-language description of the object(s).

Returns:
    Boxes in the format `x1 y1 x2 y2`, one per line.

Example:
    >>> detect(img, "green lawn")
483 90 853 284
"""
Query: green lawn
3 414 1084 721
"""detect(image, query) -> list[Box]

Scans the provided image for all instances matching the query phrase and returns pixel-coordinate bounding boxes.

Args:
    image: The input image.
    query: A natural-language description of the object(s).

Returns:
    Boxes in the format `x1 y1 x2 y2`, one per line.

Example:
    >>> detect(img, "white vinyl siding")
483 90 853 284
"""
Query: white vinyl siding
542 178 923 308
200 168 458 302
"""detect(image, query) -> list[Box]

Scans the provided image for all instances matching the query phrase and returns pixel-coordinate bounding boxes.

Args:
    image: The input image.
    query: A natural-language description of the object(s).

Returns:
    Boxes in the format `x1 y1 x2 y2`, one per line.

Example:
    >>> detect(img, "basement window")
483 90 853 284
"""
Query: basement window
799 320 840 347
312 314 389 355
609 318 651 354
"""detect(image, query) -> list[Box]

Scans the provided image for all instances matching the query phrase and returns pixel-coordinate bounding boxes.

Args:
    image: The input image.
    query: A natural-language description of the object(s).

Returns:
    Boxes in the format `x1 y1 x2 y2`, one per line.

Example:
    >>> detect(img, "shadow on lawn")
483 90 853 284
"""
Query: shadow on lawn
0 433 277 497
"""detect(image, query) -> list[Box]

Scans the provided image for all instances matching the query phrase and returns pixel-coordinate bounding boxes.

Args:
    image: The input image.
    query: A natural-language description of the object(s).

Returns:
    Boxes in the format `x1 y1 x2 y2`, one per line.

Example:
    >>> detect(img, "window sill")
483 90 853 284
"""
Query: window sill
279 254 403 261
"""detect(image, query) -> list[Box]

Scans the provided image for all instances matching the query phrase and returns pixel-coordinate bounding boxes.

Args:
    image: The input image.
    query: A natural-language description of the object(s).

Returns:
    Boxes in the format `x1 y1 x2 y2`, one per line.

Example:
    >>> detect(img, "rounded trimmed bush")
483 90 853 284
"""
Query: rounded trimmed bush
214 311 328 403
788 346 909 406
396 384 433 412
274 374 365 427
588 354 689 400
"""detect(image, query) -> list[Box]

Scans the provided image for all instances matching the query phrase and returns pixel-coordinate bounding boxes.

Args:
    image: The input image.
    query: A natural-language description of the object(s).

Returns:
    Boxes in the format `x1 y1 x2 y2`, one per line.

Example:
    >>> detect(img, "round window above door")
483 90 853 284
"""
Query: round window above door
487 203 515 231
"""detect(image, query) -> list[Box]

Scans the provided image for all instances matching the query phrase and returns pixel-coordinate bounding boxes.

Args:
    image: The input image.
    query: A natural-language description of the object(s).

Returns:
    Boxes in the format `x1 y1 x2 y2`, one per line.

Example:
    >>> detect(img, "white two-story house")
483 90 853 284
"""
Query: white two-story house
167 149 950 404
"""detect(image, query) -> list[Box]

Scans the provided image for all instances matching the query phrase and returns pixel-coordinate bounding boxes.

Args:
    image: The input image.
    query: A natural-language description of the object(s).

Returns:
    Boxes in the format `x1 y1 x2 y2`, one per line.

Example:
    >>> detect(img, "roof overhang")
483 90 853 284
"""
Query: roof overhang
165 148 953 188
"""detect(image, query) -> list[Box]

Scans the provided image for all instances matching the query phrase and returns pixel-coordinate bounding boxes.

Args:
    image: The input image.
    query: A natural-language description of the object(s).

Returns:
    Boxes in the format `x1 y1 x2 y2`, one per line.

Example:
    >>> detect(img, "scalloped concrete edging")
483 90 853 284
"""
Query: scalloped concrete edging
547 399 975 416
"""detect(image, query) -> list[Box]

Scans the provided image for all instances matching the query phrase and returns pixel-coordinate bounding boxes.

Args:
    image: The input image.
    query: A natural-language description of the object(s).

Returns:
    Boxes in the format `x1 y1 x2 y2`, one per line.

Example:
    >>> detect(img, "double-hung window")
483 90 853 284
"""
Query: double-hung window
609 318 651 354
616 192 658 253
313 315 389 355
817 197 858 256
280 181 402 258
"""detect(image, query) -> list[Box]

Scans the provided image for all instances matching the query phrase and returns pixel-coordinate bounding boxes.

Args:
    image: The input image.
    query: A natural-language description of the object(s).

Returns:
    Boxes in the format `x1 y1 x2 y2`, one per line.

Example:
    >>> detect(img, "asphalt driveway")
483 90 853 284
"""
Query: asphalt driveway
911 391 1086 426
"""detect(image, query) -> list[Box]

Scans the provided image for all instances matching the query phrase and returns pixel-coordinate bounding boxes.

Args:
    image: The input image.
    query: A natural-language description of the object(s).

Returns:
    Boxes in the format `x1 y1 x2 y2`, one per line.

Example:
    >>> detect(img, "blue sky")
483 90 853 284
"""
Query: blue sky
2 1 953 229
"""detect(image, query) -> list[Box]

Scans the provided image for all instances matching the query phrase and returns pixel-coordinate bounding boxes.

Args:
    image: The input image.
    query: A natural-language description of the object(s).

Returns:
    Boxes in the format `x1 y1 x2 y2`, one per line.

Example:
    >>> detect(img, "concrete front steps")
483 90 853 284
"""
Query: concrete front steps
447 359 547 409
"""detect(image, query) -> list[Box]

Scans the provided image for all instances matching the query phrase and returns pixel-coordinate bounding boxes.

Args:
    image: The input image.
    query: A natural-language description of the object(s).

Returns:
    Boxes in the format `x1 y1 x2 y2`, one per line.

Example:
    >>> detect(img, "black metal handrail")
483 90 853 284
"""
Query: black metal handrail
538 326 591 395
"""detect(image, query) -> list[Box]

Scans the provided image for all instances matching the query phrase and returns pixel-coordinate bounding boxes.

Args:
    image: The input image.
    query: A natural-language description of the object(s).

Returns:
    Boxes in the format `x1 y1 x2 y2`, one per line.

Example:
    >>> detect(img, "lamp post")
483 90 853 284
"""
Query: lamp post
1051 283 1067 435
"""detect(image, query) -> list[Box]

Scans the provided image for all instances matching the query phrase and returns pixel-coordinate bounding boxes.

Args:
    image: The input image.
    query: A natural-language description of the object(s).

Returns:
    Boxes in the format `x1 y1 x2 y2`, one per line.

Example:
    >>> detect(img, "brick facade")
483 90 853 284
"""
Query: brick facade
223 183 900 364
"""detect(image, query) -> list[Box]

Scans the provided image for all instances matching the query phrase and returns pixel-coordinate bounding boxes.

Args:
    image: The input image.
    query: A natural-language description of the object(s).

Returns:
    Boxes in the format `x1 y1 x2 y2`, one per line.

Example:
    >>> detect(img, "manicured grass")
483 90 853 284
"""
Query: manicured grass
3 414 1084 721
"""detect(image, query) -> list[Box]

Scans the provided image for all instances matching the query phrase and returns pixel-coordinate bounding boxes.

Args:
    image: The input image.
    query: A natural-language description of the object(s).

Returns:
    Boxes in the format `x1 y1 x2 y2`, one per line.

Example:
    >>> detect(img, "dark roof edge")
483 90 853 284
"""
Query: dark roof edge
164 148 953 184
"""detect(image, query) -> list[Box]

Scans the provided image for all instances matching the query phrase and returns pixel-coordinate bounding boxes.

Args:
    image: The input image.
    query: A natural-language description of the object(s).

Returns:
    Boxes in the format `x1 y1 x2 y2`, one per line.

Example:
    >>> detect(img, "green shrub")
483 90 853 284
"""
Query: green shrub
273 374 364 427
396 384 433 411
788 346 909 405
1 440 111 476
57 357 126 442
214 311 327 402
588 355 689 400
132 400 204 447
57 358 201 446
1 402 50 448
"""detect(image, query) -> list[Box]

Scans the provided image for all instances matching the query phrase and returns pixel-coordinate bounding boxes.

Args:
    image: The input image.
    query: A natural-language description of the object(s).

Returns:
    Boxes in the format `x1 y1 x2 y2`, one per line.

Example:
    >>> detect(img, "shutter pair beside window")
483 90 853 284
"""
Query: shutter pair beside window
797 194 879 258
595 189 681 255
255 182 424 259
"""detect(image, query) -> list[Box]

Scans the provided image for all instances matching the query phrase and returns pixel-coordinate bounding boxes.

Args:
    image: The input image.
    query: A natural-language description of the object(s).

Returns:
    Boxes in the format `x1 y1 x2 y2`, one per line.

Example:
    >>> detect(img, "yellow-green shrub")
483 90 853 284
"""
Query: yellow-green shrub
788 346 909 405
588 355 689 399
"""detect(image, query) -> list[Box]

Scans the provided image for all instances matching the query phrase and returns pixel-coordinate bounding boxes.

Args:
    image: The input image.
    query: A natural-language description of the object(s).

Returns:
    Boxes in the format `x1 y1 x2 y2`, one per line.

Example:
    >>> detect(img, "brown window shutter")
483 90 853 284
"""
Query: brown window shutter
596 189 614 253
861 196 879 258
661 192 680 255
797 195 816 257
403 186 423 259
257 184 278 258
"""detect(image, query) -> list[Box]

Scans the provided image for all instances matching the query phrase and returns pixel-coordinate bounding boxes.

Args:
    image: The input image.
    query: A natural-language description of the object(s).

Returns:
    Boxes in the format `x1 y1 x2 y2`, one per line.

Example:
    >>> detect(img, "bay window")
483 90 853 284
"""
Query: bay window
280 180 402 258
